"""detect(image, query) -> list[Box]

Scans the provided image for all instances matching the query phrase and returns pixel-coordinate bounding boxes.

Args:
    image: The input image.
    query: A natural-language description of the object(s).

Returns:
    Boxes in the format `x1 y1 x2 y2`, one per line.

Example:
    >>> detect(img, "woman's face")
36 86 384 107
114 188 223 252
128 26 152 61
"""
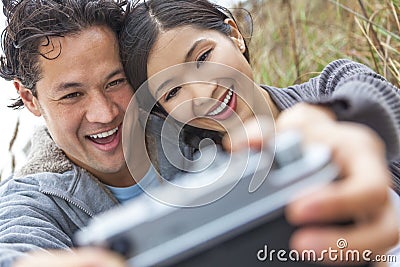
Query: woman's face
146 23 257 132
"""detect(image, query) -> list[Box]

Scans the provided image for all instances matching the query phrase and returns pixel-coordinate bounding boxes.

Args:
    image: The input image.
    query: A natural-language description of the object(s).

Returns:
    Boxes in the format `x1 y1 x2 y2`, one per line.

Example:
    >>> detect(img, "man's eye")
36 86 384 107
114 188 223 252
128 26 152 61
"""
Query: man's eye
61 92 81 99
196 49 212 68
165 86 181 101
106 78 127 89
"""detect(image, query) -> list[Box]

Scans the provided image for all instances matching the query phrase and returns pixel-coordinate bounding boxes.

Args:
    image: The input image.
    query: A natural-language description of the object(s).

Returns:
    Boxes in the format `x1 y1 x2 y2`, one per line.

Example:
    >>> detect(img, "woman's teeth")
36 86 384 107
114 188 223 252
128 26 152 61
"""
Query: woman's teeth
89 127 119 139
207 89 233 116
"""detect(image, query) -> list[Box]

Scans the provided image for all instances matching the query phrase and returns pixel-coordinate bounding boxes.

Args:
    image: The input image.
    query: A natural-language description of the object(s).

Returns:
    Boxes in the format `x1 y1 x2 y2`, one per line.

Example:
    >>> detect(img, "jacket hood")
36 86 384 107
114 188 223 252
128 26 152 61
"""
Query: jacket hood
15 126 73 177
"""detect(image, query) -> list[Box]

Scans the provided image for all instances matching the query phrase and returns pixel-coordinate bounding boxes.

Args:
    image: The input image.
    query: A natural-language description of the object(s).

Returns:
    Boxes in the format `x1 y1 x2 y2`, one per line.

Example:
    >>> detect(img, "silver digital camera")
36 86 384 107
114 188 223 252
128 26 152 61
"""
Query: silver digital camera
75 132 369 267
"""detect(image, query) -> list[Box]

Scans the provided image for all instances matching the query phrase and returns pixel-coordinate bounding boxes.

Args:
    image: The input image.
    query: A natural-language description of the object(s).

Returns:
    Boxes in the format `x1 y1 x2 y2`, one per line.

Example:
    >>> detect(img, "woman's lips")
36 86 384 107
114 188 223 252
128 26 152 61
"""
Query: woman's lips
206 87 237 120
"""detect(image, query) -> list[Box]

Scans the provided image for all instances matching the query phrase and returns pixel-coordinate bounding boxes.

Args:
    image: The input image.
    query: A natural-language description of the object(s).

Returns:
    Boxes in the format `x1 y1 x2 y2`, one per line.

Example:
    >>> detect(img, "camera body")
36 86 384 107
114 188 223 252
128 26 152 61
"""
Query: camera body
76 132 365 267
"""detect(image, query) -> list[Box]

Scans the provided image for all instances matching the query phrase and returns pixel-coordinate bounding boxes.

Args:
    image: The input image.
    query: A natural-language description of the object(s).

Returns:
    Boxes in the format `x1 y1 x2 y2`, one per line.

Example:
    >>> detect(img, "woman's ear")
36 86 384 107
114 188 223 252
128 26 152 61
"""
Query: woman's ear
224 18 246 53
14 80 42 117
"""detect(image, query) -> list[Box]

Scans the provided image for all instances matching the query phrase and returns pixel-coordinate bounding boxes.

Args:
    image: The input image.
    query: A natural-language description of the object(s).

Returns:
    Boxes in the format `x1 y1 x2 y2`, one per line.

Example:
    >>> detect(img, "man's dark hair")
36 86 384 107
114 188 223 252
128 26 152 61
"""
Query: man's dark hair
0 0 127 108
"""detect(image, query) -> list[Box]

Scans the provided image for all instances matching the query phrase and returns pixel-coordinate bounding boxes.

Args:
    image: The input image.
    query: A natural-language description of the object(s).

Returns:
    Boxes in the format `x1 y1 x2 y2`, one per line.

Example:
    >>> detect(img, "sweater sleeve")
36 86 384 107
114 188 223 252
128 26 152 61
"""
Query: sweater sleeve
262 59 400 161
0 177 75 267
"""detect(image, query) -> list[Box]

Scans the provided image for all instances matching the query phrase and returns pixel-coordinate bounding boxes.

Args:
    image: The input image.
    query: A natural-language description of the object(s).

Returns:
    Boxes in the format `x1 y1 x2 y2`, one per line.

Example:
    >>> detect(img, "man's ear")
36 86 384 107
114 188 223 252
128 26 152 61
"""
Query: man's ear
224 18 246 53
14 80 41 117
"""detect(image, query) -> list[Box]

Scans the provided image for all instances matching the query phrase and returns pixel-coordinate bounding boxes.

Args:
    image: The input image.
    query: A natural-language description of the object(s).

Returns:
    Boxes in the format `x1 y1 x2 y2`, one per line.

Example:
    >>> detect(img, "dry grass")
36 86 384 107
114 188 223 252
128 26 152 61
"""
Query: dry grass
236 0 400 87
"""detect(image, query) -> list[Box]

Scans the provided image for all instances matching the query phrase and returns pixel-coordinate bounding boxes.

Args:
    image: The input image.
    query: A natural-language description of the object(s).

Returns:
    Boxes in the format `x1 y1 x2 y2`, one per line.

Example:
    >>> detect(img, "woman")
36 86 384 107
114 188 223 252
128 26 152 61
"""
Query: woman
120 0 400 175
119 0 400 264
120 0 400 161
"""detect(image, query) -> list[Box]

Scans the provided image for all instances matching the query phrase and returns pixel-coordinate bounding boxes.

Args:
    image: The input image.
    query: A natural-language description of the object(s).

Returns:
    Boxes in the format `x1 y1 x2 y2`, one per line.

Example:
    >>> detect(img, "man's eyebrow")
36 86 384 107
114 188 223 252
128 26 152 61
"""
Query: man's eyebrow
184 38 208 62
54 68 125 92
106 68 125 81
54 81 84 92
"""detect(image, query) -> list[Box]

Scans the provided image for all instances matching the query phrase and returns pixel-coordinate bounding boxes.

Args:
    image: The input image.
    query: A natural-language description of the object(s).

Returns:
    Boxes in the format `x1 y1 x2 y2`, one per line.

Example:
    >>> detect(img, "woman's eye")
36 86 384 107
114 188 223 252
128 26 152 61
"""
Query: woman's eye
196 49 212 68
165 86 181 101
61 92 81 100
106 78 127 89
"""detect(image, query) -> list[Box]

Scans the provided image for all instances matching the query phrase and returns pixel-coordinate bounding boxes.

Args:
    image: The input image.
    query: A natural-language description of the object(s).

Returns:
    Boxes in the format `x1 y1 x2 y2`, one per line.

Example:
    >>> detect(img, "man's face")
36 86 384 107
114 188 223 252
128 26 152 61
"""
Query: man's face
19 26 134 186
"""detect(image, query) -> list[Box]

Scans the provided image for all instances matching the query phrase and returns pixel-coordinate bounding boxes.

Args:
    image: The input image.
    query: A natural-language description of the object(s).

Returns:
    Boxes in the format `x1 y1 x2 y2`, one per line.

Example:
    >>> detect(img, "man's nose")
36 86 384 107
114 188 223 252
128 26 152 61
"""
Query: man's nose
85 92 118 123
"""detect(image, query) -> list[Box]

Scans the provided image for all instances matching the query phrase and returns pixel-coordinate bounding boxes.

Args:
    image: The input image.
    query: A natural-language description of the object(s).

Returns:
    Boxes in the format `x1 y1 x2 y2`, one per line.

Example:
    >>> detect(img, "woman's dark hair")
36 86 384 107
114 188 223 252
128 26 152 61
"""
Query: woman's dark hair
120 0 251 132
0 0 127 108
120 0 251 95
120 0 251 165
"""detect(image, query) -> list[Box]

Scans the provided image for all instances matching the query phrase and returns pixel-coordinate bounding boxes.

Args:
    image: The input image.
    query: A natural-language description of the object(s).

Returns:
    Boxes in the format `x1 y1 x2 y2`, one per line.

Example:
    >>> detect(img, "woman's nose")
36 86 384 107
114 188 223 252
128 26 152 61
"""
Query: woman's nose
190 82 216 107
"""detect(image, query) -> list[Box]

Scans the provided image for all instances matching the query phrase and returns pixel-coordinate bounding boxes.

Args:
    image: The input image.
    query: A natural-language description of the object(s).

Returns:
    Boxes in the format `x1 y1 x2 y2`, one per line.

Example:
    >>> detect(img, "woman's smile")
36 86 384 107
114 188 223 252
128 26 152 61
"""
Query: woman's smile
206 86 237 120
146 26 259 132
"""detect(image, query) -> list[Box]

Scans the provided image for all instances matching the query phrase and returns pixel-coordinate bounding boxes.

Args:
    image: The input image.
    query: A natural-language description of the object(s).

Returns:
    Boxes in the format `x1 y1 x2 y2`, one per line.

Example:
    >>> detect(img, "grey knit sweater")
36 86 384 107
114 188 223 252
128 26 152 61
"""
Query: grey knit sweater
260 59 400 193
263 59 400 158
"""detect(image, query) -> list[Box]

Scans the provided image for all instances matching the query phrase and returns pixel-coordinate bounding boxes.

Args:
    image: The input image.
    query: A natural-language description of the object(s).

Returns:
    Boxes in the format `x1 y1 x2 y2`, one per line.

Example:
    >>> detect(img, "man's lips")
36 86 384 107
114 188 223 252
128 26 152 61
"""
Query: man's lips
86 125 121 151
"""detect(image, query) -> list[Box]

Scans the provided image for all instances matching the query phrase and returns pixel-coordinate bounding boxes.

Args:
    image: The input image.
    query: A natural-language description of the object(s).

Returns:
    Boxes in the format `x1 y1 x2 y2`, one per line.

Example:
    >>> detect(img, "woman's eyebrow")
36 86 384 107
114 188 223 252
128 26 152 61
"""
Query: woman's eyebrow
155 78 173 98
154 39 209 98
185 38 208 62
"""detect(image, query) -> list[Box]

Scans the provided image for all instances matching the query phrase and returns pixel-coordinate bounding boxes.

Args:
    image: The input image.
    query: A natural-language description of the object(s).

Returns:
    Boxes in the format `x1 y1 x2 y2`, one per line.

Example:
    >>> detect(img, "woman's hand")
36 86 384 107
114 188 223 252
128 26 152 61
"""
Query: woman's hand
224 103 399 263
13 248 127 267
279 104 398 257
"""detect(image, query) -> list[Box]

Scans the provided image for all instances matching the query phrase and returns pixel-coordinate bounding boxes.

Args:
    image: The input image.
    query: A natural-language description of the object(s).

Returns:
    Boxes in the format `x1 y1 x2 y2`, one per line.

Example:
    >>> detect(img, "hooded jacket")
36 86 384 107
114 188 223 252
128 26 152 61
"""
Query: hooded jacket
0 126 121 266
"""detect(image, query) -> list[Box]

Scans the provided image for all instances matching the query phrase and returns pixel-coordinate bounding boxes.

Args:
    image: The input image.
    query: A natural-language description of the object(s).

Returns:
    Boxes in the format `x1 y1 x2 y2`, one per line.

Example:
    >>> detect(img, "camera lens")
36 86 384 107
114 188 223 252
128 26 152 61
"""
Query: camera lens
109 236 133 257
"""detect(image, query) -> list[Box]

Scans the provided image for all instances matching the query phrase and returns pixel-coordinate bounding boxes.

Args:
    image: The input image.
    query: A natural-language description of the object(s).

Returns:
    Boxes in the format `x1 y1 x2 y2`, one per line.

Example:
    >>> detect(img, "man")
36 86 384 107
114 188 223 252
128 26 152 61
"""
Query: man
0 0 156 266
0 0 398 267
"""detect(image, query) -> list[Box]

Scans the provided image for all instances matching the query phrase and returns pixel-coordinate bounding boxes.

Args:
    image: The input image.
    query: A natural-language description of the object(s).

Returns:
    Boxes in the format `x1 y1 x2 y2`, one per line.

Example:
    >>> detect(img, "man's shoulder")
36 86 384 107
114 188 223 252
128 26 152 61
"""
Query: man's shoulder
15 126 74 178
0 169 77 196
0 167 114 219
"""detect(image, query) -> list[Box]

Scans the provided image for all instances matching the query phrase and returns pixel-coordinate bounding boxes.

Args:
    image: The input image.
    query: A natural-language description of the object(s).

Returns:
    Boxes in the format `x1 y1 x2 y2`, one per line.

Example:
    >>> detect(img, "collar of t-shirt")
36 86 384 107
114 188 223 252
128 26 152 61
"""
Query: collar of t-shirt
106 165 159 204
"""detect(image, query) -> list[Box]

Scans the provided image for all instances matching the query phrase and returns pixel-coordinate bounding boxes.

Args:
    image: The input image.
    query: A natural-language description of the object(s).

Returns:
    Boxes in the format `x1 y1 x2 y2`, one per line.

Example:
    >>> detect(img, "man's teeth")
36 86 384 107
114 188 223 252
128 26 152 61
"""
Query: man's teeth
208 89 233 116
89 127 118 139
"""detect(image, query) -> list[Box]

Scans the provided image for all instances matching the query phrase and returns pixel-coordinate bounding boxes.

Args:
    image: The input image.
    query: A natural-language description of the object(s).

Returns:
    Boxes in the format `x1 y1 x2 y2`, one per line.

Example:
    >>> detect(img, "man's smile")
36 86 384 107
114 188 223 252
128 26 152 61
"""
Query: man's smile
86 125 121 151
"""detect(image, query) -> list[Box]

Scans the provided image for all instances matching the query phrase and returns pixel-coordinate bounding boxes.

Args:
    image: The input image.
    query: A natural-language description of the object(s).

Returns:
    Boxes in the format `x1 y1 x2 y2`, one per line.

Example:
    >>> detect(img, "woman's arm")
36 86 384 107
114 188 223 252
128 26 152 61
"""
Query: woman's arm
263 59 400 160
224 106 399 264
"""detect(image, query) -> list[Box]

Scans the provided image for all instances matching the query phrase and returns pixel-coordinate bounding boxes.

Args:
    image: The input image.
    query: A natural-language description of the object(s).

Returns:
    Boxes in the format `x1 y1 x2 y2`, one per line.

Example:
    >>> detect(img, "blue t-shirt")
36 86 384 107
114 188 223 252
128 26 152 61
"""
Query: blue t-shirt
106 165 159 204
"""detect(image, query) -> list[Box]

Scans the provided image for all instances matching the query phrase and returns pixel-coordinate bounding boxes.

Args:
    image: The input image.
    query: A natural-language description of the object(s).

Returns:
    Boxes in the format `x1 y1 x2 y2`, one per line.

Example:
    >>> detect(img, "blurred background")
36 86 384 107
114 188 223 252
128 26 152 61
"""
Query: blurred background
0 4 44 181
0 0 399 180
